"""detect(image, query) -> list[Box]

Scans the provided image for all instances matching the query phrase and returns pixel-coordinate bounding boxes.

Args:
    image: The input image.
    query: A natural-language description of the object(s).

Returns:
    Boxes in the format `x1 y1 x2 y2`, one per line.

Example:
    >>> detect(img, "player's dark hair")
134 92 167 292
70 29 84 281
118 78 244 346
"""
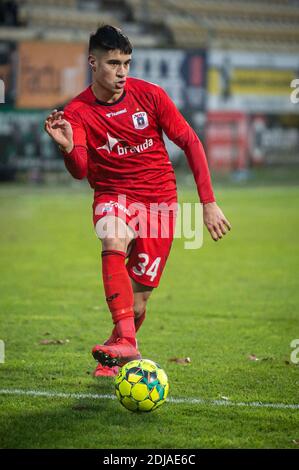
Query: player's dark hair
89 25 132 54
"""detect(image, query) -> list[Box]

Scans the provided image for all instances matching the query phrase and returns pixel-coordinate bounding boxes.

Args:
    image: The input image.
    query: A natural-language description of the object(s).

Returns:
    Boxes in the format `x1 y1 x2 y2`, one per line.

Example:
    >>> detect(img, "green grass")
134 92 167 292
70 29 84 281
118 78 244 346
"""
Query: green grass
0 183 298 449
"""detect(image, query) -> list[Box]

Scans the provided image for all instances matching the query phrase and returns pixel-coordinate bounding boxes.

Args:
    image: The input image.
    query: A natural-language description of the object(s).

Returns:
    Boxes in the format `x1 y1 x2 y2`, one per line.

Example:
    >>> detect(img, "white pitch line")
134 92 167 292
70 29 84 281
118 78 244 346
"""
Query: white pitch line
0 389 116 401
0 388 298 410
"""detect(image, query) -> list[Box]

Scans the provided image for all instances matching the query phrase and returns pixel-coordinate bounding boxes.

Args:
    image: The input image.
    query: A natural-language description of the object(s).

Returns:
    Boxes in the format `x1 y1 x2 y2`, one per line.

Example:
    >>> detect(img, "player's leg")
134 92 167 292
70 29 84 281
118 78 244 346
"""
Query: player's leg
96 216 151 342
93 215 132 376
125 203 177 327
131 278 153 333
95 277 153 377
92 215 142 368
92 197 176 372
94 278 153 376
104 277 153 341
101 216 136 344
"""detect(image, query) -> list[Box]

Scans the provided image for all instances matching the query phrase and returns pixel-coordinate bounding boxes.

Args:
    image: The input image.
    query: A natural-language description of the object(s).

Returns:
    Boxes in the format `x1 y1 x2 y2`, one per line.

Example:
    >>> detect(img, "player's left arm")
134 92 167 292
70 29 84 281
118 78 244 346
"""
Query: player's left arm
156 87 231 241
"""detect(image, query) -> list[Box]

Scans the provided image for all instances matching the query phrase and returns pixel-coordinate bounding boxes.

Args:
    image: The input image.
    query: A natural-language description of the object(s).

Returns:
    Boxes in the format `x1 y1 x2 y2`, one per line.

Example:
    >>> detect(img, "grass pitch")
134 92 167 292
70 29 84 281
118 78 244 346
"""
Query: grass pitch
0 182 298 449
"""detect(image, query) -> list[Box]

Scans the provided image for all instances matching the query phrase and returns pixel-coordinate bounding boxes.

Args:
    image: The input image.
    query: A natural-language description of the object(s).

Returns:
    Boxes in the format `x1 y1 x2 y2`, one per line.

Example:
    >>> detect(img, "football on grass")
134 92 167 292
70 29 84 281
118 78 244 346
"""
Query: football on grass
114 359 169 412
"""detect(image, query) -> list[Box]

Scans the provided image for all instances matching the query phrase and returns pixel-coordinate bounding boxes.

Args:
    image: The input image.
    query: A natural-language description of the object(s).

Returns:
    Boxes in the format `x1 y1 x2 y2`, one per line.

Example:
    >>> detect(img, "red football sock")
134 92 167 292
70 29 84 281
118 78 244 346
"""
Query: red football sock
101 250 136 346
105 310 146 345
104 326 118 345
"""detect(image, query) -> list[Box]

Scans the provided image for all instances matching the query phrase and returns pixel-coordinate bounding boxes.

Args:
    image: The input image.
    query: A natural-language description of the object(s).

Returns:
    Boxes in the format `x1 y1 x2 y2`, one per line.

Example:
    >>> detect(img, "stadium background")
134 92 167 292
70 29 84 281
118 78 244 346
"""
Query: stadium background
1 0 299 182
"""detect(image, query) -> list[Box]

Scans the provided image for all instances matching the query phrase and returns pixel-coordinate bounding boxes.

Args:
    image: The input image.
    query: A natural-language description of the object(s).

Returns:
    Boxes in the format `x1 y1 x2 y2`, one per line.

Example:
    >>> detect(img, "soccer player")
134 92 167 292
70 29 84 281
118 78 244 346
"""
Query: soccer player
44 25 231 377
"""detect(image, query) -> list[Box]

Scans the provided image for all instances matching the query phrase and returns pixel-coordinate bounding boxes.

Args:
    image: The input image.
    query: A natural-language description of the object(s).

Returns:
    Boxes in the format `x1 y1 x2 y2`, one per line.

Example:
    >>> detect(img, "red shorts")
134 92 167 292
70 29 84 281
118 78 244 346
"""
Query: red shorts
93 194 177 288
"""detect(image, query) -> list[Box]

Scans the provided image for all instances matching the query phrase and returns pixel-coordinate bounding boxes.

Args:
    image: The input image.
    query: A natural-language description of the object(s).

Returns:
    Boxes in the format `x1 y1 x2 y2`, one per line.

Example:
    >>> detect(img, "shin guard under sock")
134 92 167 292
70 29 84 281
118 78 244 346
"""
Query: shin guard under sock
101 249 136 346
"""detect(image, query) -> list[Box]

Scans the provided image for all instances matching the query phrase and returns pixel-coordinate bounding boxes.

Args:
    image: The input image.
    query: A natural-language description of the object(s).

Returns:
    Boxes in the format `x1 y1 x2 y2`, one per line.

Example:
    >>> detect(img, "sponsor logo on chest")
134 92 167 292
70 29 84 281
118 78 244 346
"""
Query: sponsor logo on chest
132 111 148 130
97 132 153 156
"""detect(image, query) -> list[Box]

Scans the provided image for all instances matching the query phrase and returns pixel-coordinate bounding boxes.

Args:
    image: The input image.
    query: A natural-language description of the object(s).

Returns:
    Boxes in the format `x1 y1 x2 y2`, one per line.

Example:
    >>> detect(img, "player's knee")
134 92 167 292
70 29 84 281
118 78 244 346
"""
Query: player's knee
101 237 126 252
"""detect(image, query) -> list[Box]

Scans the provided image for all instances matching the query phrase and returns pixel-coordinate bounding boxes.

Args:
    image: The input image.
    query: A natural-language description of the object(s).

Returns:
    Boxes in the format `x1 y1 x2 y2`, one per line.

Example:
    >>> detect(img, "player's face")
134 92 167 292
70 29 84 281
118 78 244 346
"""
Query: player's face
89 49 131 97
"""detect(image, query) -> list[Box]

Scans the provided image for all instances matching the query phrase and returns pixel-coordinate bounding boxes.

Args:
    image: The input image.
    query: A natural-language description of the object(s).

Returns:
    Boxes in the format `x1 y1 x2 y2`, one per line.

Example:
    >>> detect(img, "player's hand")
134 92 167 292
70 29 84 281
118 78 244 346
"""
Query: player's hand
203 202 231 241
44 109 74 153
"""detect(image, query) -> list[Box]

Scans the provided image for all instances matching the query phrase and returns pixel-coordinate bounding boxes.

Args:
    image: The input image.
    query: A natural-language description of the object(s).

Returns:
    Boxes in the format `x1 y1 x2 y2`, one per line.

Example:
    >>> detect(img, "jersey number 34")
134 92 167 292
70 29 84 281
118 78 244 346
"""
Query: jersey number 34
132 253 161 282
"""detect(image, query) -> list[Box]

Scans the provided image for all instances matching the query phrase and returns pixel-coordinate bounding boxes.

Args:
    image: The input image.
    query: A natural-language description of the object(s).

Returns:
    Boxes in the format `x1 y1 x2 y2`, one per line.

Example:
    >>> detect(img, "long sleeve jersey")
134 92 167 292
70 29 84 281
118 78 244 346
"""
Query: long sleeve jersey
63 77 215 205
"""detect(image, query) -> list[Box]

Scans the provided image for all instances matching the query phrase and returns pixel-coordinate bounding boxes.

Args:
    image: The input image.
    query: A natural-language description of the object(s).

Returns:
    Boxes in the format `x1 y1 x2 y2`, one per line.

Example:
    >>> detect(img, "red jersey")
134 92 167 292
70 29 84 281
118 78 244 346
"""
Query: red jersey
63 77 215 204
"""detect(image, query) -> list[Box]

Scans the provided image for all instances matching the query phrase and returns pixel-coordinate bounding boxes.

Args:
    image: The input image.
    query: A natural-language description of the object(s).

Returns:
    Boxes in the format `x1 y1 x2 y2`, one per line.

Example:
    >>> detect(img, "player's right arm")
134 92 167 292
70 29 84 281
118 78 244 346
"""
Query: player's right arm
44 108 88 180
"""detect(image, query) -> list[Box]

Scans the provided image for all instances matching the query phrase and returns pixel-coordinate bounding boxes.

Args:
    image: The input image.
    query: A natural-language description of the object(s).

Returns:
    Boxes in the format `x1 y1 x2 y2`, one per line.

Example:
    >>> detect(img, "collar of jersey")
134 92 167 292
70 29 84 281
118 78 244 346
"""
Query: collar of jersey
94 90 127 107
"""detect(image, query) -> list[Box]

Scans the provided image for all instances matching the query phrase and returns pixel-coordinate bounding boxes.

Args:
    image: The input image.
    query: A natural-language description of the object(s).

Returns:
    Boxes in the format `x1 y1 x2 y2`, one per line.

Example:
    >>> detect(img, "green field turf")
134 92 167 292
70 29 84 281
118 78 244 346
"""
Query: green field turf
0 183 298 449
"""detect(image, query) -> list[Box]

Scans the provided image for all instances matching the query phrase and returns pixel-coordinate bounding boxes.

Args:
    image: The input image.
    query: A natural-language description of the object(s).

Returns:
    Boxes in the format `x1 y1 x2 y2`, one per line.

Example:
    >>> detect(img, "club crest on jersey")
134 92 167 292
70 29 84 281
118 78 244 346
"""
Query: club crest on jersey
132 111 148 130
